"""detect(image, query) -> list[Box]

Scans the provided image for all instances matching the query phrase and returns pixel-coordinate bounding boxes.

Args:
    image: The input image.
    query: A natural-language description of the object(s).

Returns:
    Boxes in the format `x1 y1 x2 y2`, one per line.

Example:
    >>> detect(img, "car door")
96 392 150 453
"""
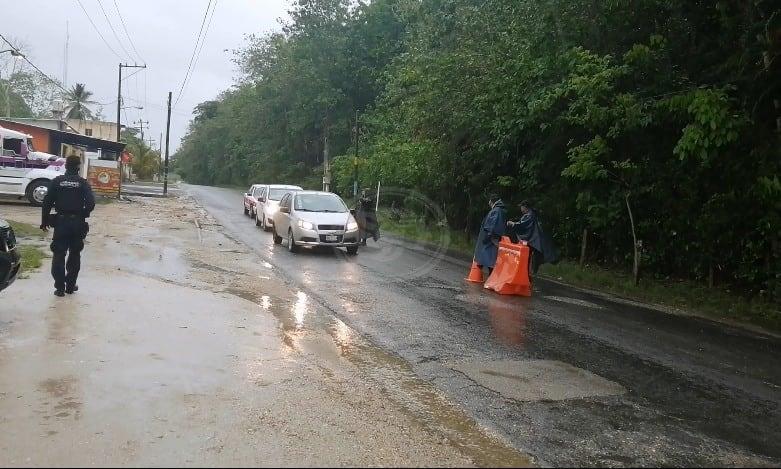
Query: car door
245 185 254 209
256 186 268 214
277 193 292 234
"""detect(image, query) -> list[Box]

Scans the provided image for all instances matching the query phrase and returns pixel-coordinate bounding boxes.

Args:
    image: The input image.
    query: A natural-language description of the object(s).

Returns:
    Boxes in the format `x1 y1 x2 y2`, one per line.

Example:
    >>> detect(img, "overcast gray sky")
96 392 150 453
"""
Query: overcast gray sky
3 0 289 152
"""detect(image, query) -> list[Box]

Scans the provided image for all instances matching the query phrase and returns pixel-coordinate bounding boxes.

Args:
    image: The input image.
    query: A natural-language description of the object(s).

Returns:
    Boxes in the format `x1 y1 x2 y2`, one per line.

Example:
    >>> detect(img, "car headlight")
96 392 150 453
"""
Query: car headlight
298 220 314 230
347 221 359 231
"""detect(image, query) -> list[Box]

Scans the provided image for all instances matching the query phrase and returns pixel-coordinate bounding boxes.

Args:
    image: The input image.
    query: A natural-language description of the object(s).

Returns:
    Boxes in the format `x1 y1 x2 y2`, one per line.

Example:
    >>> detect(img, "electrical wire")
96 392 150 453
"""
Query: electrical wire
0 33 68 93
95 0 134 62
185 0 218 100
173 0 217 108
112 0 145 64
73 0 125 61
121 66 145 82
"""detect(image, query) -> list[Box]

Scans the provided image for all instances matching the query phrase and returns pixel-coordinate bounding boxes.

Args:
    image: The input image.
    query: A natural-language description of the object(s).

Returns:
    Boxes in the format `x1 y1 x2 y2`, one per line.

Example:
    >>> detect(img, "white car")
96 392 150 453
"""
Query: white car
0 158 65 206
272 191 360 255
255 184 302 230
1 126 64 206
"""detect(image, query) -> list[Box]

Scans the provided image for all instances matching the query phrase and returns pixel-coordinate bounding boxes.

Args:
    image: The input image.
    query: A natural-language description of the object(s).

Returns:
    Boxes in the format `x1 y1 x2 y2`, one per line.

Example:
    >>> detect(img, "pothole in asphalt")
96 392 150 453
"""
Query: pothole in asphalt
449 359 625 402
543 295 604 309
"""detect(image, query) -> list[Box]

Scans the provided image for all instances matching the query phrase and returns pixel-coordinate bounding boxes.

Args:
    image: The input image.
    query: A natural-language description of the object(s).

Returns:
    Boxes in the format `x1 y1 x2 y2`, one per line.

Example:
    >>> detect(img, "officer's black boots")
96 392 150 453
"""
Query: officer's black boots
66 285 78 294
54 289 65 297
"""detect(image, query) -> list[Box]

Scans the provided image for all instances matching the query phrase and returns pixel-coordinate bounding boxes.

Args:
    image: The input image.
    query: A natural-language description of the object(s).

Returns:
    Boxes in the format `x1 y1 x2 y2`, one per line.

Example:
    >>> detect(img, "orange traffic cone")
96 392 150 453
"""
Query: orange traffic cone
465 260 484 283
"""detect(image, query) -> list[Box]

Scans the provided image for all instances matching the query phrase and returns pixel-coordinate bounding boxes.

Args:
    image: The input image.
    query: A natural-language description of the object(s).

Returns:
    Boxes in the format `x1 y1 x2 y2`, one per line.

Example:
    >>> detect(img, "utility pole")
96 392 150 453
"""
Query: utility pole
322 116 330 192
353 110 359 198
62 21 69 88
116 63 146 142
159 132 162 154
134 119 149 141
0 49 24 118
4 53 18 118
163 91 172 196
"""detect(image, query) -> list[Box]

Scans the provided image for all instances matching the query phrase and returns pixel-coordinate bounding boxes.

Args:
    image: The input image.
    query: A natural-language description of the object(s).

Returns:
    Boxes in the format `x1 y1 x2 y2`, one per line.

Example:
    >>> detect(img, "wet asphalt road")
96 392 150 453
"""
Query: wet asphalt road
188 184 781 467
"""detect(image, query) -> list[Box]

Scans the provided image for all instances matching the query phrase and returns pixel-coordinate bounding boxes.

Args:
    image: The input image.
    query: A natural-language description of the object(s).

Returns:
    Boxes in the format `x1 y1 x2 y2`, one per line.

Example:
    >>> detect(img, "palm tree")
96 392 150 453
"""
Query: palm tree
129 145 161 180
64 83 97 120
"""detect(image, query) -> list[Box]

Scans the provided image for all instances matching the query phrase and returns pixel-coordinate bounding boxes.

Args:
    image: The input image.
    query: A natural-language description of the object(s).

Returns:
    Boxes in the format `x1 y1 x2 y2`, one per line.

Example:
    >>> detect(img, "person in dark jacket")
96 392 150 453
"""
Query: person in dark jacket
474 194 507 276
356 188 379 245
507 200 558 275
40 155 95 297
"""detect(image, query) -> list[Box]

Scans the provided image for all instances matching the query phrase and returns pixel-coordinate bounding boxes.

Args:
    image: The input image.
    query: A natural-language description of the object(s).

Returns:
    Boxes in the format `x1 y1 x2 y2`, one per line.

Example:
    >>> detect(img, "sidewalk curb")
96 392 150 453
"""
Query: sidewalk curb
382 231 781 340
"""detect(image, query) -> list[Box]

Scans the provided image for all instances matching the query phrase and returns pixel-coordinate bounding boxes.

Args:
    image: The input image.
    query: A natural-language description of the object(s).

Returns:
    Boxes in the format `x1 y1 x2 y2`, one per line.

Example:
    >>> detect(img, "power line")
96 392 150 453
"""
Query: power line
187 1 218 97
174 0 214 108
112 0 145 64
174 0 217 108
94 0 134 61
0 33 68 93
121 66 145 82
73 0 124 61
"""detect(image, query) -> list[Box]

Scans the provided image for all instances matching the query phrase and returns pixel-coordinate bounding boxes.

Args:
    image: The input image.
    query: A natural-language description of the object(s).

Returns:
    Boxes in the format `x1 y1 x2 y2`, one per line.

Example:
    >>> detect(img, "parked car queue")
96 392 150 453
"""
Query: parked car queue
243 184 362 255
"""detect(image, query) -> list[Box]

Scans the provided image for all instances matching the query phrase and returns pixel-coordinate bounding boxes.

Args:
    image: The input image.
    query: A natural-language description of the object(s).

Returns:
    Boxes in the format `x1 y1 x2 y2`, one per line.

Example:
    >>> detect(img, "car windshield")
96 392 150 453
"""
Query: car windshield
294 194 347 213
268 188 294 201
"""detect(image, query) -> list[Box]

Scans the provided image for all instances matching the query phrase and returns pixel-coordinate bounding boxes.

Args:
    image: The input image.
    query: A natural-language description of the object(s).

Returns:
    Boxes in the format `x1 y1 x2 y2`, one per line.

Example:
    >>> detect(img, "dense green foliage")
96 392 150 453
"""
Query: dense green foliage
0 79 33 117
122 129 161 180
176 0 780 299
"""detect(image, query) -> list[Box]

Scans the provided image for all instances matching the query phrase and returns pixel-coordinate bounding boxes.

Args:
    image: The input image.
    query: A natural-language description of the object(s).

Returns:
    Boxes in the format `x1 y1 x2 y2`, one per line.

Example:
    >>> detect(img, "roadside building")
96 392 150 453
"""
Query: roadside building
0 118 125 161
0 118 126 197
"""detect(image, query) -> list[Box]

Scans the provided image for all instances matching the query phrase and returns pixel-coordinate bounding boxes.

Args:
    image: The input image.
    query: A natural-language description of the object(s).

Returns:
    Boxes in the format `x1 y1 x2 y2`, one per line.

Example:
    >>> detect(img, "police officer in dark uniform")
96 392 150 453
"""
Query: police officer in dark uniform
40 155 95 297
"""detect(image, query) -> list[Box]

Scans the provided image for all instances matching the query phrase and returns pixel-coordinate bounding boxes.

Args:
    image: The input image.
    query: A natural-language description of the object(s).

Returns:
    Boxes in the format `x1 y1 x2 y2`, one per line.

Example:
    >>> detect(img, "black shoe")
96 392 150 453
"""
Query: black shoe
65 285 79 294
54 289 65 297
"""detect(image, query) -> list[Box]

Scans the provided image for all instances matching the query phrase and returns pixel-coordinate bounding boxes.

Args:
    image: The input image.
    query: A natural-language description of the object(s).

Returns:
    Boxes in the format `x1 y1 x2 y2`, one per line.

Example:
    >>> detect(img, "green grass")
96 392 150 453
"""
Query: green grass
377 210 474 255
19 245 45 271
378 210 781 331
8 220 45 239
539 260 781 331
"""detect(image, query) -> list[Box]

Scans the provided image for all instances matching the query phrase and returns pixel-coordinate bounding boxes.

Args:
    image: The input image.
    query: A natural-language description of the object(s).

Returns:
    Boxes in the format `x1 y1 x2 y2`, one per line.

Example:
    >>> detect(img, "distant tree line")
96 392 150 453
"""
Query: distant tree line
175 0 780 299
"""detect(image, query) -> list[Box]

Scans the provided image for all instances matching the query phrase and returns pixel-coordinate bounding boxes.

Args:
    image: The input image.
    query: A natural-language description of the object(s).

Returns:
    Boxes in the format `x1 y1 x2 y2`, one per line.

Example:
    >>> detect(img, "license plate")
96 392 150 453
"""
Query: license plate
325 235 338 242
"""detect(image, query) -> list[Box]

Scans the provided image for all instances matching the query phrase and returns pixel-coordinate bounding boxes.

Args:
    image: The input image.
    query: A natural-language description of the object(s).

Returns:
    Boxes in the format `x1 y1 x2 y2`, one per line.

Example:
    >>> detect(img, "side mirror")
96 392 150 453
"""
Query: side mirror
259 197 266 203
350 209 356 215
280 206 290 214
245 192 251 197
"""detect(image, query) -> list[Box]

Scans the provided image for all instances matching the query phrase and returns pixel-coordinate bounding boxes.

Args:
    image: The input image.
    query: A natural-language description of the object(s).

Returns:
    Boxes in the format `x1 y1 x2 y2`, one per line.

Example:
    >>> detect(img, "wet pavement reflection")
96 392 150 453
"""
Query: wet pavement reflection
487 300 527 349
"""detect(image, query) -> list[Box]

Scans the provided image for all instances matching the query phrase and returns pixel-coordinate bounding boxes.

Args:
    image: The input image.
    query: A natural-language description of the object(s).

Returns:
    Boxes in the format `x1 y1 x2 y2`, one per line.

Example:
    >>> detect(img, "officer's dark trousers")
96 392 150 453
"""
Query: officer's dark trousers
50 217 87 291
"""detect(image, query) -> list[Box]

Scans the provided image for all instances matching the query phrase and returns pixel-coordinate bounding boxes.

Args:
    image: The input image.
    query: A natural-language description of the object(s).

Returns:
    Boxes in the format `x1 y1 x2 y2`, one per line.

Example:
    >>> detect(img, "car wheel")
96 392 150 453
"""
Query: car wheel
26 180 49 207
287 229 299 253
273 227 283 245
255 213 262 227
347 246 359 256
244 205 249 216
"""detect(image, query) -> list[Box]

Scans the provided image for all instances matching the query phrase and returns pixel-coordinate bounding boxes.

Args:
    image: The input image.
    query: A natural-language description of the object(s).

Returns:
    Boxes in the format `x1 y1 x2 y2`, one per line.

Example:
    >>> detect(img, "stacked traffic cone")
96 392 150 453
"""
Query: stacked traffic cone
465 260 484 283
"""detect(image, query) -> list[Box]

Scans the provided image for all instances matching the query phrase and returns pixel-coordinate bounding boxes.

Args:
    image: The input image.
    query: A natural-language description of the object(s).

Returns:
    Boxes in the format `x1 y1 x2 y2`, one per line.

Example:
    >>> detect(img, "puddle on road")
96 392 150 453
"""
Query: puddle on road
227 287 533 468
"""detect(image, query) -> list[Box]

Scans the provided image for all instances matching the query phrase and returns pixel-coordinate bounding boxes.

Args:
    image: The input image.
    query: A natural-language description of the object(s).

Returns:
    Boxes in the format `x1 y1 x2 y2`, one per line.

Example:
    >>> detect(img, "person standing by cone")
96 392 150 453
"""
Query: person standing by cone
507 200 558 275
40 155 95 297
473 194 507 277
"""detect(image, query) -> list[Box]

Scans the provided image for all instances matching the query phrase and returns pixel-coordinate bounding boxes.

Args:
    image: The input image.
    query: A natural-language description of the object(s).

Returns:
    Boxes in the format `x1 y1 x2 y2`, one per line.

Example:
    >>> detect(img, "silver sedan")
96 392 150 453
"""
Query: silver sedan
271 191 360 255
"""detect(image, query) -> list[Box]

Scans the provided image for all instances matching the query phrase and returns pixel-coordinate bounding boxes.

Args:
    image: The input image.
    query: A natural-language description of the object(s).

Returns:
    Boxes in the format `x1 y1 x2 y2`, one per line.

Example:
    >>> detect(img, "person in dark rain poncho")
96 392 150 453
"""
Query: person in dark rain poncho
507 200 558 275
474 194 507 276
